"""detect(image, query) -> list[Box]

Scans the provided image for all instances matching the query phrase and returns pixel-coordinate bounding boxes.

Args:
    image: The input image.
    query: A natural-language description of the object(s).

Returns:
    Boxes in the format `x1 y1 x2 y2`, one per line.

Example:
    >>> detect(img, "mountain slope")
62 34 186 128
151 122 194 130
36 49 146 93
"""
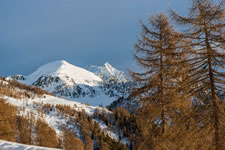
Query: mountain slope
17 60 102 87
7 60 131 107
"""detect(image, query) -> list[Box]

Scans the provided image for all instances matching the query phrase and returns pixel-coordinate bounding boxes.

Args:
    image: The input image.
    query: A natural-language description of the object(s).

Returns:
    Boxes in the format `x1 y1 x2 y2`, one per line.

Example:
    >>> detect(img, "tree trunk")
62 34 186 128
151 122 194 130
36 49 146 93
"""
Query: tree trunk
204 23 220 150
159 32 165 134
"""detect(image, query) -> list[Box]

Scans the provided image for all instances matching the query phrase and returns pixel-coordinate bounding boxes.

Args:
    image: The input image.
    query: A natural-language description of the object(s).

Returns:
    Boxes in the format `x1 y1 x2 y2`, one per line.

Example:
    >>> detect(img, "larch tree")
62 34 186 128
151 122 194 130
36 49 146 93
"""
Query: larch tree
0 99 17 142
130 13 186 150
16 116 33 145
63 129 84 150
84 135 93 150
170 0 225 149
36 119 59 148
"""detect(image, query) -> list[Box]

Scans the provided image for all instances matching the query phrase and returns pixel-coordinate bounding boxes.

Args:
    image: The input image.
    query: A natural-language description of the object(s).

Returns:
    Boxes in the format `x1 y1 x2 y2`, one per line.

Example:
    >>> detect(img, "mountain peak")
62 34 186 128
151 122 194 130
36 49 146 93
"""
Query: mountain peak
22 60 103 86
58 60 70 65
86 62 129 83
44 60 71 70
104 62 111 67
32 60 71 75
7 60 131 107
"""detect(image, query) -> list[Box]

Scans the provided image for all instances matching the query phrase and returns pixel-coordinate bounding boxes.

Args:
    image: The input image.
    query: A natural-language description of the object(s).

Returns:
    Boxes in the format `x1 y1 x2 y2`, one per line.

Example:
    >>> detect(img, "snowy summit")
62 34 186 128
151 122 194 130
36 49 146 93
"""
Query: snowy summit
7 60 131 107
24 60 102 86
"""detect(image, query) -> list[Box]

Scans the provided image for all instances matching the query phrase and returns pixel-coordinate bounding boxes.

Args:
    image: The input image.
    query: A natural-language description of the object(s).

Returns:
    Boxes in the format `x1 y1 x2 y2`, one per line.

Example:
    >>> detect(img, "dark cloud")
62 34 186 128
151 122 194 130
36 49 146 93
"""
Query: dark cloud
0 0 189 76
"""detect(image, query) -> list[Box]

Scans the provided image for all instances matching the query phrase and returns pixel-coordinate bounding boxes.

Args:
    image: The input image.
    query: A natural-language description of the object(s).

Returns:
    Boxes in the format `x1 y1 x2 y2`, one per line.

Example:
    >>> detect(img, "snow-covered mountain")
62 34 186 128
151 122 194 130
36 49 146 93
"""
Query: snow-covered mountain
13 60 102 86
86 62 129 83
7 60 131 106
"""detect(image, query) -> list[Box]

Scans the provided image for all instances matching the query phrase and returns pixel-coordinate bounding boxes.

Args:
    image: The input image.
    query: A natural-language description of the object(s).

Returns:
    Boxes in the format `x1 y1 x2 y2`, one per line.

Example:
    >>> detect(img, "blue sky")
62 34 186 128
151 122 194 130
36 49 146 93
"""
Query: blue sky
0 0 189 76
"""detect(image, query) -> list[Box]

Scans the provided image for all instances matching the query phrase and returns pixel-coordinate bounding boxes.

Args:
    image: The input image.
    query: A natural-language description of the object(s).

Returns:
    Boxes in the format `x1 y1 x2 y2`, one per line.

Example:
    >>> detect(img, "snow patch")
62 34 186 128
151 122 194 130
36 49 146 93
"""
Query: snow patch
0 140 60 150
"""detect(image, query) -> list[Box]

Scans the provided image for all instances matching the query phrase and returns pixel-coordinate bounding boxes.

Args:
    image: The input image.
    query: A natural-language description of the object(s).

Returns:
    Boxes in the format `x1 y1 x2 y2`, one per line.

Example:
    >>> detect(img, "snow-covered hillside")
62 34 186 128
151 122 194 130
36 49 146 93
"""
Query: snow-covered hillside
0 78 129 149
2 94 115 139
0 140 60 150
7 60 131 107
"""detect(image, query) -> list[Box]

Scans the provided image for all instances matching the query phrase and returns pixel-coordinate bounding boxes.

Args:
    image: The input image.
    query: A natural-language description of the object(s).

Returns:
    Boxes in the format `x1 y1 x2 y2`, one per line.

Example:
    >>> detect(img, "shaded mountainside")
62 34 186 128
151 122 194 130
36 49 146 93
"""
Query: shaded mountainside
7 60 132 107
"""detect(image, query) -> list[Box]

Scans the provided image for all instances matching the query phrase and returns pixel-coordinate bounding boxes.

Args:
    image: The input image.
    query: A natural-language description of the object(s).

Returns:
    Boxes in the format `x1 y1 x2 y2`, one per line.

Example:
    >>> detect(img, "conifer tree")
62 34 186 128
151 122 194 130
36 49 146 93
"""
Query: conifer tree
36 119 58 148
63 129 84 150
170 0 225 149
84 136 93 150
16 116 32 144
130 13 185 149
0 99 17 142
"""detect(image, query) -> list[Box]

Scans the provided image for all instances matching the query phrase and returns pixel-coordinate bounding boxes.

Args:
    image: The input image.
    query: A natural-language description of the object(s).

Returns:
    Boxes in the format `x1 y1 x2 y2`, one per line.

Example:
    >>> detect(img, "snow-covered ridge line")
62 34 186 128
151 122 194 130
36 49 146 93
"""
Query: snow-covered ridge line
0 140 60 150
16 60 103 86
6 60 131 107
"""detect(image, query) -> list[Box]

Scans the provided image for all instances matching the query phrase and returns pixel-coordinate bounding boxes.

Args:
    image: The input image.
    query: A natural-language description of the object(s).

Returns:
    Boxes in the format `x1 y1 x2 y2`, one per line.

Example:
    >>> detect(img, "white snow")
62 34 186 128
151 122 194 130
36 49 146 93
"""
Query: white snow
64 93 116 107
4 94 108 116
0 80 8 85
23 60 102 86
0 140 60 150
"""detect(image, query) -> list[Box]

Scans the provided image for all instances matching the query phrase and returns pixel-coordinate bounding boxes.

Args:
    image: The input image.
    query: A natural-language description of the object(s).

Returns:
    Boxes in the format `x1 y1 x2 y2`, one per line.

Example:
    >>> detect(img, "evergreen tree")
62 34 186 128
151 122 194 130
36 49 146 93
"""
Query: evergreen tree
36 119 58 148
170 0 225 149
84 136 93 150
63 129 84 150
16 116 33 144
130 13 185 149
0 99 17 142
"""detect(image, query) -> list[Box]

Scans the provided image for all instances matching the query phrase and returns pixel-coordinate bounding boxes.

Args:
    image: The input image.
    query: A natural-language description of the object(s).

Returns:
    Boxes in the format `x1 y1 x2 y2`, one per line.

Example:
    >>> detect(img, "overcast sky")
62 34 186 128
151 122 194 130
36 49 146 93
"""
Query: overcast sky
0 0 190 77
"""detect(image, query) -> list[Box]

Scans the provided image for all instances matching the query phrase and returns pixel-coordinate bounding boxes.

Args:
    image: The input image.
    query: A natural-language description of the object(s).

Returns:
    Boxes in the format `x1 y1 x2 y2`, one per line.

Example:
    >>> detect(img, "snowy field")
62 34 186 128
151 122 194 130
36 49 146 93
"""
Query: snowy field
0 140 60 150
